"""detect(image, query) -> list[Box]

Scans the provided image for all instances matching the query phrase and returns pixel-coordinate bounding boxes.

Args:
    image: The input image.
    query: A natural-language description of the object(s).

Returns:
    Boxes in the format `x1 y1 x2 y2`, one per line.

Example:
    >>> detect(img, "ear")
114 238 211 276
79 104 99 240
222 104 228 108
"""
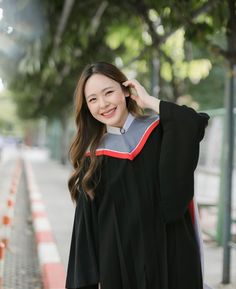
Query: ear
122 85 131 97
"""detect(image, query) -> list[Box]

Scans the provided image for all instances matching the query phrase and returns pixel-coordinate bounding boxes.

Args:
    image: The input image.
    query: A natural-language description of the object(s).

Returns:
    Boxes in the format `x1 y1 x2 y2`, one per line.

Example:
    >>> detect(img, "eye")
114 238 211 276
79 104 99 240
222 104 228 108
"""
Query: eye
88 97 96 103
106 90 113 95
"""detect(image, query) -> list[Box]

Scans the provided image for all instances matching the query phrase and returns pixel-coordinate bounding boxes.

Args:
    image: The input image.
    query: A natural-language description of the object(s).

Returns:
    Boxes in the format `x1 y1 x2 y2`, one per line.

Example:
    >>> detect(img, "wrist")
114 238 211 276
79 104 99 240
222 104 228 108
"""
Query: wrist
144 96 160 114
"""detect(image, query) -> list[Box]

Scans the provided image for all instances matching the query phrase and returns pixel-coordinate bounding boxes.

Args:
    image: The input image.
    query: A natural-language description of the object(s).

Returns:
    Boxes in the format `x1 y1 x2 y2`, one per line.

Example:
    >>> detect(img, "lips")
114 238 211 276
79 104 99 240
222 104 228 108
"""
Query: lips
101 107 116 117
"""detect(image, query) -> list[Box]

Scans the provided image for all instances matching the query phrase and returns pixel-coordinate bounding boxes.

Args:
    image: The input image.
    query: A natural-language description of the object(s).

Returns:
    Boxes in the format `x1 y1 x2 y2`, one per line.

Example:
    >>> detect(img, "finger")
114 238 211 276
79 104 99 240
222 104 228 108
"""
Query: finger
122 79 139 88
130 93 138 101
130 87 138 96
122 81 134 88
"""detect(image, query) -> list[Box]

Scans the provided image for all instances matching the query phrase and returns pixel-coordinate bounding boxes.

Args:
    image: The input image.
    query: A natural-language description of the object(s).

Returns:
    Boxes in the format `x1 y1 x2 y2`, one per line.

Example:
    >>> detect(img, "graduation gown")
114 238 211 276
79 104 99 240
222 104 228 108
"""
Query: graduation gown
66 100 210 289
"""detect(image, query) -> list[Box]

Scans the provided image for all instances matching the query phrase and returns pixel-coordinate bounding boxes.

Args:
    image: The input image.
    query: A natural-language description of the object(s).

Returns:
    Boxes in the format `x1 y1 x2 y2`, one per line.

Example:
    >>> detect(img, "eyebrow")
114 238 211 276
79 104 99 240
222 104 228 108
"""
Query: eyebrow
86 86 114 99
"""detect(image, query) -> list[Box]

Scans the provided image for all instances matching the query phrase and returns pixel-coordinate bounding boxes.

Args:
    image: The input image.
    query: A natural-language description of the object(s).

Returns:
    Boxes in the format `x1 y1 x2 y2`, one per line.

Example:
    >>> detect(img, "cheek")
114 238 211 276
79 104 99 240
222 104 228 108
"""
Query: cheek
87 102 99 116
114 92 126 104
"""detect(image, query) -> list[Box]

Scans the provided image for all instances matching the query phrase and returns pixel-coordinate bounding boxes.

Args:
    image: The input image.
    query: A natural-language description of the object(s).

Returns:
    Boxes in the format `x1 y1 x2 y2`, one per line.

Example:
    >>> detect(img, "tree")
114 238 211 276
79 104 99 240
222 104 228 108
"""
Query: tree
7 0 234 164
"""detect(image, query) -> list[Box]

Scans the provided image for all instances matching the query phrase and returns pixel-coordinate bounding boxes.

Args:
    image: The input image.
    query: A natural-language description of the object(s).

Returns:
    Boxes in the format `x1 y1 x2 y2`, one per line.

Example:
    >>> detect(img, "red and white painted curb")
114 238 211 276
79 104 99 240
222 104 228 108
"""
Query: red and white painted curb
24 159 66 289
0 158 22 287
0 241 5 288
1 195 15 248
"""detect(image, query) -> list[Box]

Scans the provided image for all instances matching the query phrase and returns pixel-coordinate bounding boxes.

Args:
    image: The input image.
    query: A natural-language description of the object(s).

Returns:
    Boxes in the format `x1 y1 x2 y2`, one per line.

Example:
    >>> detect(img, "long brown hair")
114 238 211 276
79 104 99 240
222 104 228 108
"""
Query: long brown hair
68 61 143 203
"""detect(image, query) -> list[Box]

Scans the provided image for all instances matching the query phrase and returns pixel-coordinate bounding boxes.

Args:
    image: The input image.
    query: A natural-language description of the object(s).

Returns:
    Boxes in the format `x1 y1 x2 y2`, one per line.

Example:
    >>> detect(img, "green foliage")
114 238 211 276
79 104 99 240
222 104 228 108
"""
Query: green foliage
7 0 233 122
0 90 23 135
187 63 225 110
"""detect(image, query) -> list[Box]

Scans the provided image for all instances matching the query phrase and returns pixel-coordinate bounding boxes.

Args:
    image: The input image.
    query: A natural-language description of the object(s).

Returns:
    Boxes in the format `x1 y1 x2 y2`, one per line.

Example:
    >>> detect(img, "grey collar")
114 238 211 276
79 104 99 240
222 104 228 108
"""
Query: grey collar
86 114 160 159
106 113 135 135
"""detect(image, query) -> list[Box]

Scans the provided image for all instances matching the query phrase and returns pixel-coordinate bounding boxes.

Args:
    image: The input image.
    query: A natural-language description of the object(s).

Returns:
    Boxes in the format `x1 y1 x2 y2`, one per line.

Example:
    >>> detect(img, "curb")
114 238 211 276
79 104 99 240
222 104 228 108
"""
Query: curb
0 241 5 288
0 158 22 287
23 158 66 289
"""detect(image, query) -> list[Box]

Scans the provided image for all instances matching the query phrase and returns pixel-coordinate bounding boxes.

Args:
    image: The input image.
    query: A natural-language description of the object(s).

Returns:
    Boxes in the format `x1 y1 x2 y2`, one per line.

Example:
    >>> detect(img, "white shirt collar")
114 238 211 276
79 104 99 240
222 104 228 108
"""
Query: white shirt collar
106 113 135 135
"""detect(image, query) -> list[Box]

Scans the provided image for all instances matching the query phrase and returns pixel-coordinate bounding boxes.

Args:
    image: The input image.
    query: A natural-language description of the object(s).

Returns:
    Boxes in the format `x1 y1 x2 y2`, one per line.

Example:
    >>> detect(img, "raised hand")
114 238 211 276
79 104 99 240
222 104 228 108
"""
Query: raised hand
122 79 160 114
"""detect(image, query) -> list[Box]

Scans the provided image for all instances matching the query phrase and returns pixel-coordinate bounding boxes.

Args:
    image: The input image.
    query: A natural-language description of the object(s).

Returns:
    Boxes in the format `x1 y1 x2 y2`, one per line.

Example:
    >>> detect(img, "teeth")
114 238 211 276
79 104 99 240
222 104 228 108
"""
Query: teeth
102 108 115 116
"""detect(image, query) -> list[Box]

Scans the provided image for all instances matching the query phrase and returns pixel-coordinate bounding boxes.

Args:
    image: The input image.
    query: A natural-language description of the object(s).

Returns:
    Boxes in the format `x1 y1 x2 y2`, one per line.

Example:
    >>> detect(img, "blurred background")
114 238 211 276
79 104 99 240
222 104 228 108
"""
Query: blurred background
0 0 236 288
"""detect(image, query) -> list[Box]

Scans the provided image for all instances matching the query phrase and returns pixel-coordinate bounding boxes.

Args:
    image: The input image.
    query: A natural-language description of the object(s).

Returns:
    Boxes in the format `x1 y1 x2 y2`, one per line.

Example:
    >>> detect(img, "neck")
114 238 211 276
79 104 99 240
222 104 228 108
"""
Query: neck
106 112 135 135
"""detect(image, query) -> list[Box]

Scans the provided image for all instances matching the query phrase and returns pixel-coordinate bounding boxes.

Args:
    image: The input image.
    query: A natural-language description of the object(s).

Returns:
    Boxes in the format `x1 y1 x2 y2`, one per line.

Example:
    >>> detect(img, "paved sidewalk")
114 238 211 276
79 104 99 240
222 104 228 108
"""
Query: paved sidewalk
3 173 42 289
22 148 74 270
0 147 19 233
203 243 236 289
0 147 43 289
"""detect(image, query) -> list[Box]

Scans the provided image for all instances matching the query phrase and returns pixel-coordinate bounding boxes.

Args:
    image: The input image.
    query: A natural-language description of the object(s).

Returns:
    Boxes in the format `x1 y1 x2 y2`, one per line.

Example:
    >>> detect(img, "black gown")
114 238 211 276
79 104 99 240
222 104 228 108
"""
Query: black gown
66 100 210 289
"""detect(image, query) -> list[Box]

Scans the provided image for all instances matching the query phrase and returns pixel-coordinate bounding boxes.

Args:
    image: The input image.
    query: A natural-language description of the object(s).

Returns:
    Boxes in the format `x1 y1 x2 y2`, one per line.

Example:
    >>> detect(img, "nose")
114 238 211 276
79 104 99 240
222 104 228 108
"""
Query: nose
99 96 108 108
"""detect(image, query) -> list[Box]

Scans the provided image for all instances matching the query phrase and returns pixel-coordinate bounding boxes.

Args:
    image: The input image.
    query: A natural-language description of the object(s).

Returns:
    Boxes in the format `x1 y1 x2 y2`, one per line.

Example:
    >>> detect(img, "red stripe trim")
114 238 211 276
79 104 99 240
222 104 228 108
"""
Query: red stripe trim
42 263 66 289
188 199 195 224
86 118 160 160
35 231 54 243
32 211 47 219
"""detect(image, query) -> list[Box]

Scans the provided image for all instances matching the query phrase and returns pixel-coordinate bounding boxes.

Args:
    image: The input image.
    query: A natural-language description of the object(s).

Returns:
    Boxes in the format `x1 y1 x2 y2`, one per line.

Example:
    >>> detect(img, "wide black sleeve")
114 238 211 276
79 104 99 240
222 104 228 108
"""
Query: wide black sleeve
159 100 210 223
65 189 99 289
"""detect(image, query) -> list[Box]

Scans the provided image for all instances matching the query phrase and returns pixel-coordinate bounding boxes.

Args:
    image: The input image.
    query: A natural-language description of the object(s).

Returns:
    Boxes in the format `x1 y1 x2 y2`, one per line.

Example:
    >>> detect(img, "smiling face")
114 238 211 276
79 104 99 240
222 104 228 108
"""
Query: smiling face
84 73 129 128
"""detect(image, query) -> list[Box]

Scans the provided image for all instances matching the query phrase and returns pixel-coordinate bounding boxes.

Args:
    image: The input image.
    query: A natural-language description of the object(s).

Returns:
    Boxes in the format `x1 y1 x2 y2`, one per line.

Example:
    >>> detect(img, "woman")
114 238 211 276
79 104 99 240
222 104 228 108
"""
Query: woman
66 61 209 289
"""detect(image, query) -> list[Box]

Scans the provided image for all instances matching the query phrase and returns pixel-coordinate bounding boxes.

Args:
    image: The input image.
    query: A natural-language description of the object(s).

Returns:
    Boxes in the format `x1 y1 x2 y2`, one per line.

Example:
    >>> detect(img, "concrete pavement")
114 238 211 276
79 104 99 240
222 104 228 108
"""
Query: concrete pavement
22 148 74 269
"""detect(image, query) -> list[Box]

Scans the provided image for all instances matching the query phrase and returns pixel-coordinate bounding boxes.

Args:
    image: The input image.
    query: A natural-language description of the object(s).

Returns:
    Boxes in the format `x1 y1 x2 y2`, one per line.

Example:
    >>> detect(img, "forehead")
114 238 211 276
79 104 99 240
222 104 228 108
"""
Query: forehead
84 73 120 96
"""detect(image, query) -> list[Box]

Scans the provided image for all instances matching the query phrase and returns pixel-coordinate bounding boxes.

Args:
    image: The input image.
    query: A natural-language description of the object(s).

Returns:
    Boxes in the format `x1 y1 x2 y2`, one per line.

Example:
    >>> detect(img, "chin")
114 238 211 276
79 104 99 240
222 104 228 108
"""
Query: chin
105 119 120 127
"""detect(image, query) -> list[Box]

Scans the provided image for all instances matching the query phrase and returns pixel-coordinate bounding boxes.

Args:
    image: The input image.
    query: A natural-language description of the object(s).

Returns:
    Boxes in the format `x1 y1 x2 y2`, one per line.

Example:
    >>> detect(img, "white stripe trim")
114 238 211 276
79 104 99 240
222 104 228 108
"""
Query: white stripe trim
31 202 45 212
38 242 61 264
30 192 42 201
34 218 51 231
